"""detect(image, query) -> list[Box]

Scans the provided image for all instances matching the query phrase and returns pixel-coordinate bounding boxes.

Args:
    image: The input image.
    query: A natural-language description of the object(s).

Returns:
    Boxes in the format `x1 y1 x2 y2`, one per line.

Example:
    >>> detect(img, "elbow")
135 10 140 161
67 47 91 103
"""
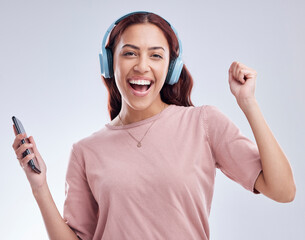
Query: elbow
275 184 296 203
286 184 296 202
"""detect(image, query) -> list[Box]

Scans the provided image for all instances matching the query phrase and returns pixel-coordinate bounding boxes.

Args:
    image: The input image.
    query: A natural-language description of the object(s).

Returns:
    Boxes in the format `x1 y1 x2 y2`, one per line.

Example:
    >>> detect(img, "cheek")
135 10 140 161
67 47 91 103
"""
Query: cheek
161 58 170 75
113 59 126 81
155 62 169 80
113 56 135 78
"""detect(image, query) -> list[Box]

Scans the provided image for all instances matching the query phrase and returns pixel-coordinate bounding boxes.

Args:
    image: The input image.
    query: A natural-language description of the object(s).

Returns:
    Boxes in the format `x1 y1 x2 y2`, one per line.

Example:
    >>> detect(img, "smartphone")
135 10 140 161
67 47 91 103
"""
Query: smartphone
12 116 41 174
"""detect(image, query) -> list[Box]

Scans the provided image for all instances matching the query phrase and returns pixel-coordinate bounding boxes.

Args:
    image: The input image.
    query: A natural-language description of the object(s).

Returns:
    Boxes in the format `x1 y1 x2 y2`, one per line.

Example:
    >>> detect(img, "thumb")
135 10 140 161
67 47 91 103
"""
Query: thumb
28 136 40 156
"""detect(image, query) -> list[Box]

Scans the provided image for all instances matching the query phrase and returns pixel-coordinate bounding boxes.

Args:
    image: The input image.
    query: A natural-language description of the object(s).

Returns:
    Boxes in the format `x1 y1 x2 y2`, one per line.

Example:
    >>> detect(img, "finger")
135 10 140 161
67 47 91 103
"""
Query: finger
239 68 257 82
28 136 37 152
243 68 257 77
20 153 35 168
233 61 240 81
12 132 27 150
16 142 34 159
228 62 236 83
228 61 235 74
228 67 234 84
237 69 246 84
13 125 18 136
229 61 242 84
28 136 41 157
16 142 33 155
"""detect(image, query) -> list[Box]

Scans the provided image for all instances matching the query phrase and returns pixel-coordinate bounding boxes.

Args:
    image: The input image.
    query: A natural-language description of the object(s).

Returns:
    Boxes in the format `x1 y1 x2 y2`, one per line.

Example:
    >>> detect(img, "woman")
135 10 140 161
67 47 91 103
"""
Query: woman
12 11 296 240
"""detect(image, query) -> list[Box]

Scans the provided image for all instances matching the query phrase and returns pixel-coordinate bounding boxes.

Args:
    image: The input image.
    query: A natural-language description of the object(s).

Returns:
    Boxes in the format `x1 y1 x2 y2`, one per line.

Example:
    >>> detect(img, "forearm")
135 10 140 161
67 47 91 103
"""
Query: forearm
239 99 296 201
33 183 79 240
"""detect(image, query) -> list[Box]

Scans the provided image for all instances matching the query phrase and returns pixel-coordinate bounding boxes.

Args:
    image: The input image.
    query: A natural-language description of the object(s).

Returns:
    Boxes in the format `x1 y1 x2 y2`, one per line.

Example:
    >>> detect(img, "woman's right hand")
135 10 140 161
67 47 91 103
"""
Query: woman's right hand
12 125 47 193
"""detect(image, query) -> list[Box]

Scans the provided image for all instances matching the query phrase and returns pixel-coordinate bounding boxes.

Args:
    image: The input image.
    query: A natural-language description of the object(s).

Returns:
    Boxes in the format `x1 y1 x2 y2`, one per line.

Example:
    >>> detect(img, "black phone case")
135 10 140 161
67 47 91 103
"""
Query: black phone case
12 116 41 174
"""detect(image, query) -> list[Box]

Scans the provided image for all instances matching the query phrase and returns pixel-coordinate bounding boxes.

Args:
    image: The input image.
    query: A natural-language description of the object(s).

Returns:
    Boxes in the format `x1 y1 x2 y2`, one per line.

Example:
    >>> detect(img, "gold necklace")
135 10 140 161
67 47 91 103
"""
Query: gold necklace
118 104 167 148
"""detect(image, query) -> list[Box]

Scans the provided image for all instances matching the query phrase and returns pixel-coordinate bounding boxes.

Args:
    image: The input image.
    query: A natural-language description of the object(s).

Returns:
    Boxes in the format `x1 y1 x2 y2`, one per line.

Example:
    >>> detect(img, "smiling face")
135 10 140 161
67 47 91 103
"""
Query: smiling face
112 23 170 113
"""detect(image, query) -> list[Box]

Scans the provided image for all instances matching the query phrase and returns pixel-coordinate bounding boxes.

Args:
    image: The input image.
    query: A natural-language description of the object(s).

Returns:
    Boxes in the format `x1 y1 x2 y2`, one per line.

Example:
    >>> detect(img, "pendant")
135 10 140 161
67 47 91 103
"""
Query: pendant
137 142 141 148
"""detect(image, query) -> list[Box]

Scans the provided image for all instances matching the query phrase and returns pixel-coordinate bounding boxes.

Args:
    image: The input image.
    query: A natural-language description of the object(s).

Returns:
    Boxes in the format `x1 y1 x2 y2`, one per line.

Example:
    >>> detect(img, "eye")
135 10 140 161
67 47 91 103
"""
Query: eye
152 54 163 59
123 52 136 56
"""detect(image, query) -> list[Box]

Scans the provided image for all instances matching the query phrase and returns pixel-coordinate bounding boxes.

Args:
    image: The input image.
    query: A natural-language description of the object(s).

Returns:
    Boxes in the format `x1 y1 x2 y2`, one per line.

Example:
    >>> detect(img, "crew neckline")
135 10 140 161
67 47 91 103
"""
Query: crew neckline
105 104 175 130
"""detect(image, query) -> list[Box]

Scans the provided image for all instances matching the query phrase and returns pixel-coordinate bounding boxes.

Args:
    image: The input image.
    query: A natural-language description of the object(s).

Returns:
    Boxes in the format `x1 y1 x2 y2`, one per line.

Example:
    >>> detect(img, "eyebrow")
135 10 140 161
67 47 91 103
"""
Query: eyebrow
121 44 165 51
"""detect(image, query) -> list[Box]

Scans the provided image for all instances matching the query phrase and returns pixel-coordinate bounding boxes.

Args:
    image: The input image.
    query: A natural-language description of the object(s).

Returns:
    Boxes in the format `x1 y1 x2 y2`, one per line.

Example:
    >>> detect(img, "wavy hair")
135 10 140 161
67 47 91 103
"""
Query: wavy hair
102 12 195 120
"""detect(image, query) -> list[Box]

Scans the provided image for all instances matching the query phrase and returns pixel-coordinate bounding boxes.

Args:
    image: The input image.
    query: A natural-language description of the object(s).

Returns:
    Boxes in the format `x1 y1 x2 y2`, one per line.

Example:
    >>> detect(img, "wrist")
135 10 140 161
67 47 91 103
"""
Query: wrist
32 181 49 199
237 97 258 113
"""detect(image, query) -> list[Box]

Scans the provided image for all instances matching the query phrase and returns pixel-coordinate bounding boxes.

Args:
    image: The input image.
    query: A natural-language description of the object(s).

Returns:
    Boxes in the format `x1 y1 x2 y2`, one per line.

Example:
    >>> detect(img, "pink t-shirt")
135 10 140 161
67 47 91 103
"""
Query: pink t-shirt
63 104 262 240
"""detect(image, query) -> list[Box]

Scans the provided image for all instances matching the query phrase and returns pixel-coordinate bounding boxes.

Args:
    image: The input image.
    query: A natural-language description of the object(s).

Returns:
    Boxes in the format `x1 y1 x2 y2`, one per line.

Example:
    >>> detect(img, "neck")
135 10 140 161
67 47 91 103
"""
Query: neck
119 101 168 125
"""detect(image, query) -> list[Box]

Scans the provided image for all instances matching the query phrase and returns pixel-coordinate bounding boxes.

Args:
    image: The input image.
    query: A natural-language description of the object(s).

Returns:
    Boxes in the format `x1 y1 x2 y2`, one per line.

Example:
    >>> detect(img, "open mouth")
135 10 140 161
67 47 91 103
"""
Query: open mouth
129 82 152 92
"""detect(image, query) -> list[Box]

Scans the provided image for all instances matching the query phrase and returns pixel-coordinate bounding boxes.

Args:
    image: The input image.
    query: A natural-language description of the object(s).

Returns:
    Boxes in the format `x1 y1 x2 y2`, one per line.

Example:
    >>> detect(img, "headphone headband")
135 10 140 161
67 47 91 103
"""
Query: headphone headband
99 11 183 85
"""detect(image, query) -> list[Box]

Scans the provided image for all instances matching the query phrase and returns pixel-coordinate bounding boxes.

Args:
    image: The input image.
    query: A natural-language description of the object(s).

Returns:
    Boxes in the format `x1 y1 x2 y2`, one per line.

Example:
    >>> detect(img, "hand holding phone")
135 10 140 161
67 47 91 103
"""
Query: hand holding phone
12 116 41 174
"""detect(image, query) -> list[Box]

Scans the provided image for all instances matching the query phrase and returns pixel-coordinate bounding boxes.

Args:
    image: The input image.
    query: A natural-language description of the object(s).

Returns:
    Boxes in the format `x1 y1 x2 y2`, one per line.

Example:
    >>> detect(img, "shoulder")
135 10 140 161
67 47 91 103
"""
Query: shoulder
71 127 108 154
199 104 238 140
170 104 202 115
200 104 223 115
169 104 226 123
200 104 231 123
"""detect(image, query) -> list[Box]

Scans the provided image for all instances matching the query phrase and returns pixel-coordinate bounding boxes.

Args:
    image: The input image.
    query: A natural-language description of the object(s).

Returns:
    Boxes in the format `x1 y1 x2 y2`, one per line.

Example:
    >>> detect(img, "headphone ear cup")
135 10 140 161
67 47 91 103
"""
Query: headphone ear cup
99 52 105 77
165 59 176 84
166 57 183 85
106 48 113 78
100 47 111 78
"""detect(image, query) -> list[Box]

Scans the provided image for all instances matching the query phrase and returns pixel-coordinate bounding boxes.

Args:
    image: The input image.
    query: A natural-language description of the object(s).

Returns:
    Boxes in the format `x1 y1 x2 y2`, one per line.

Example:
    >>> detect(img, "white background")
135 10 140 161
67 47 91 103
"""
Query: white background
1 0 304 239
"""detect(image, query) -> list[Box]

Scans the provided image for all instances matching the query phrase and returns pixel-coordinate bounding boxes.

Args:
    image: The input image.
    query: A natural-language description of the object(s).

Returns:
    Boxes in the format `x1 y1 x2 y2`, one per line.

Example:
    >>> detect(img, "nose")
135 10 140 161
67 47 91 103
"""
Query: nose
133 56 150 73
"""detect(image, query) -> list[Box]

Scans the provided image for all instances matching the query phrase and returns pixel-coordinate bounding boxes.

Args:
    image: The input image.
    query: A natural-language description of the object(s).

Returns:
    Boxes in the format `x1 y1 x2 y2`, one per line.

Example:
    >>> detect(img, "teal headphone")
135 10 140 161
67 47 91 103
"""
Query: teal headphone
99 11 183 85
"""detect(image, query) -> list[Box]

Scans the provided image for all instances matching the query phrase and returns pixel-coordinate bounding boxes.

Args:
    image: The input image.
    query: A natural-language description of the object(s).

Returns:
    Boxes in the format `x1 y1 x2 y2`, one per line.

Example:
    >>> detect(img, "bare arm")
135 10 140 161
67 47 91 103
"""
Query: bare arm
240 99 296 203
12 129 79 240
228 61 296 203
33 183 79 240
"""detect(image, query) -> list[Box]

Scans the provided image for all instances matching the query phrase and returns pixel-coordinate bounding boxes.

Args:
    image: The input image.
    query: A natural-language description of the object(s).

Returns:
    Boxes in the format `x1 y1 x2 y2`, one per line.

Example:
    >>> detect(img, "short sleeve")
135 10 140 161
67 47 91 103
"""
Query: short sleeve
63 144 98 240
202 105 262 194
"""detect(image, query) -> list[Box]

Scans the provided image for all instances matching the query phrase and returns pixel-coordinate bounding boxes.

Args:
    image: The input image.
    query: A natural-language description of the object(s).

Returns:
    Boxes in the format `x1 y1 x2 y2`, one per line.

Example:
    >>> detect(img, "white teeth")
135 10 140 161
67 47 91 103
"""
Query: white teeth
129 79 151 85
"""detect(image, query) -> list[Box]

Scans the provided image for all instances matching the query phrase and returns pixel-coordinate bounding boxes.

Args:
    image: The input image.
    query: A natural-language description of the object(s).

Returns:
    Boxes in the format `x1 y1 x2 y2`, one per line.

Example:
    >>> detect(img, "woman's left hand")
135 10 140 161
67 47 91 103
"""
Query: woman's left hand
228 61 257 107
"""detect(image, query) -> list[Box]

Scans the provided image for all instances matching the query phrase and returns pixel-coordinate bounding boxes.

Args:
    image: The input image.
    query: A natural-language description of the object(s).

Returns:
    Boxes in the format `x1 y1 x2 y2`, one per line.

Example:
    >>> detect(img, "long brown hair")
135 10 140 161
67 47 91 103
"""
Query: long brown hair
102 12 195 120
